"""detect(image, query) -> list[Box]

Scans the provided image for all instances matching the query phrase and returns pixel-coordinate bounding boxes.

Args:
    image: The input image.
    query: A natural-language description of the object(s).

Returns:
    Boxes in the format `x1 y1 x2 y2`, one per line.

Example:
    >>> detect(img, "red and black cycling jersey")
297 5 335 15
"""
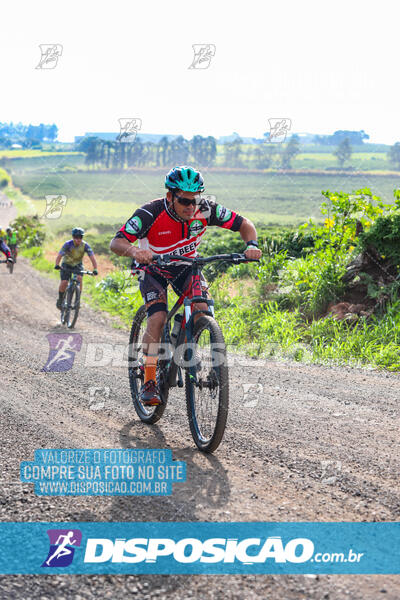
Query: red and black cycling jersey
0 239 11 258
115 197 244 258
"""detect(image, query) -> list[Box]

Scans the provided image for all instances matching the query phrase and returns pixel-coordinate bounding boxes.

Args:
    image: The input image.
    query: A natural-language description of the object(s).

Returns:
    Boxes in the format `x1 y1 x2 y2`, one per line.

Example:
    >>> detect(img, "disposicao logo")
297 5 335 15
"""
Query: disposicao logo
42 529 82 568
83 536 314 564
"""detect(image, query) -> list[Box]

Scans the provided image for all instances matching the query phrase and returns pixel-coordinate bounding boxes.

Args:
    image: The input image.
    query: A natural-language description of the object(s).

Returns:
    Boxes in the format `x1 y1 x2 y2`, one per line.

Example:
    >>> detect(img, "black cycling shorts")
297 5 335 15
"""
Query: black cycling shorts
60 263 83 281
137 264 209 315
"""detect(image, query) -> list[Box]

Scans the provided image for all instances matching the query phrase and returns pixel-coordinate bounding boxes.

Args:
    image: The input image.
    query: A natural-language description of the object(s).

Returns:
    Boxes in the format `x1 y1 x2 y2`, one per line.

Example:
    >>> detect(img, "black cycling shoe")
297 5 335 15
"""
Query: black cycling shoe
56 298 62 310
140 379 162 406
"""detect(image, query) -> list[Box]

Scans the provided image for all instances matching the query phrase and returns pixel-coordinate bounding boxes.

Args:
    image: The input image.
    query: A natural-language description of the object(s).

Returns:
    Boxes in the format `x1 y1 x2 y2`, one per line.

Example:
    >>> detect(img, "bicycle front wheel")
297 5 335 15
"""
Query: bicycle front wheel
128 305 168 424
60 290 68 325
185 315 229 453
67 285 80 329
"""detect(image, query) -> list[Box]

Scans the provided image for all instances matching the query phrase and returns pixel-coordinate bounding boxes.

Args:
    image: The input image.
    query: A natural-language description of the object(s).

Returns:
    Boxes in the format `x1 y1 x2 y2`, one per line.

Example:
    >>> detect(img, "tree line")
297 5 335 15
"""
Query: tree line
77 134 305 170
0 122 58 148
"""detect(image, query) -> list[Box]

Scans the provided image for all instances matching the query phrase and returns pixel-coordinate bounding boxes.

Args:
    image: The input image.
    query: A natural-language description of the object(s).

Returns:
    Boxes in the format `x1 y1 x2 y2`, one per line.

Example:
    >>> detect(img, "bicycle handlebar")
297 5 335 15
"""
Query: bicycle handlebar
60 264 96 275
151 252 260 267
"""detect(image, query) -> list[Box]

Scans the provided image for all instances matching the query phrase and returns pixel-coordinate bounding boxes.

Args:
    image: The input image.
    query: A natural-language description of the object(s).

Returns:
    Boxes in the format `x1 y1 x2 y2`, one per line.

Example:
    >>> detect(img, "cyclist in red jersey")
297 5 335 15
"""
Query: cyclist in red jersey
0 228 13 264
110 166 262 406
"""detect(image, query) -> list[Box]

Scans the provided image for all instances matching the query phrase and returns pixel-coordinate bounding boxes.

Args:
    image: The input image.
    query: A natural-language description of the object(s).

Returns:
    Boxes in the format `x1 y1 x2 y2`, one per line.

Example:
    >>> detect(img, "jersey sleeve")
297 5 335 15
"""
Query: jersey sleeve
202 199 244 231
84 242 94 257
114 201 162 243
59 241 69 256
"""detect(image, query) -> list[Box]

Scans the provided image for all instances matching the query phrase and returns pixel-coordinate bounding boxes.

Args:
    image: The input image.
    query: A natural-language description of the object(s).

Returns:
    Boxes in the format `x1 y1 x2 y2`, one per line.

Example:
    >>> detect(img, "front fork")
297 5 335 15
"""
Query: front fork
183 296 215 387
66 281 80 308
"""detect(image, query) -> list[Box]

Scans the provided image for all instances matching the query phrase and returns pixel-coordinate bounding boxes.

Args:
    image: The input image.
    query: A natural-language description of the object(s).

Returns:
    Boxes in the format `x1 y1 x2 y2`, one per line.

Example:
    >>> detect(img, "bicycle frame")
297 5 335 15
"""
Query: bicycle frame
161 262 214 390
66 275 80 304
154 253 258 390
60 266 93 312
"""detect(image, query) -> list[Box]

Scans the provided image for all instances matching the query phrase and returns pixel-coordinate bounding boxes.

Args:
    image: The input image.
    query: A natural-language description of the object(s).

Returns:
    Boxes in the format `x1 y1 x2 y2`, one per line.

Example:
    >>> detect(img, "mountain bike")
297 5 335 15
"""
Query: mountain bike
128 253 259 453
5 247 17 273
60 265 95 329
0 258 13 274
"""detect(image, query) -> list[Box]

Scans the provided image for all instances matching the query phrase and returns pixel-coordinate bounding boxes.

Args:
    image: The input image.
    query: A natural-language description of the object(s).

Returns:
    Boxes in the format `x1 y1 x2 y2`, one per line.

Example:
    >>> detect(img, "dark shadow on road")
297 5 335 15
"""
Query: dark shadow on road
105 419 230 522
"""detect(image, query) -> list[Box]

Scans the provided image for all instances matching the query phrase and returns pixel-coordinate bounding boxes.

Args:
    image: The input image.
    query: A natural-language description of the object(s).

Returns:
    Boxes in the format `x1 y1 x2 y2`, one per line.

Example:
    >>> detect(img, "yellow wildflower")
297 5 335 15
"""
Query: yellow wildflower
324 218 335 229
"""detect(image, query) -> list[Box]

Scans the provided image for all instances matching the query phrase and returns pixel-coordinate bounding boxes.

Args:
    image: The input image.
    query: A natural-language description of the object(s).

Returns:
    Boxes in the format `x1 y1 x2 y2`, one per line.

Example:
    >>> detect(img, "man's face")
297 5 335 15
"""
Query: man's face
167 190 200 221
73 236 83 246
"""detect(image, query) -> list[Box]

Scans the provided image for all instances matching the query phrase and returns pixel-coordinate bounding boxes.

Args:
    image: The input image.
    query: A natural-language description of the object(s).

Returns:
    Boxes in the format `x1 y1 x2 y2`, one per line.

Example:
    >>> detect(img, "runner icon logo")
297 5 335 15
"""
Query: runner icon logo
42 333 82 372
42 529 82 568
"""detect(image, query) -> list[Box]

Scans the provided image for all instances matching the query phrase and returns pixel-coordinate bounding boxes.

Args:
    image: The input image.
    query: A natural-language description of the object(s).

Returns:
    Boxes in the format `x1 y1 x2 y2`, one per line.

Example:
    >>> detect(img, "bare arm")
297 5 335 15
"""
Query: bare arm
55 252 64 266
89 254 98 270
239 218 262 259
110 236 153 263
239 217 258 243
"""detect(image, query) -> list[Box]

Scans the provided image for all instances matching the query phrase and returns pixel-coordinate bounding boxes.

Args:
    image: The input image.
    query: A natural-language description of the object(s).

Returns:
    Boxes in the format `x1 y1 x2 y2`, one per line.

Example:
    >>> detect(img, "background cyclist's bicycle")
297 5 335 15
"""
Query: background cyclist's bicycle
128 252 259 453
59 265 95 328
0 258 13 274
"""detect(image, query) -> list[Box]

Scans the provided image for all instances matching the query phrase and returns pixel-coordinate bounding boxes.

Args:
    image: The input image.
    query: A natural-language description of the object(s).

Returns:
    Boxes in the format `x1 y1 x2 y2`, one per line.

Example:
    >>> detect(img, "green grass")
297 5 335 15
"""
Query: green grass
0 150 81 158
293 152 390 171
21 246 55 273
15 154 400 371
9 168 400 229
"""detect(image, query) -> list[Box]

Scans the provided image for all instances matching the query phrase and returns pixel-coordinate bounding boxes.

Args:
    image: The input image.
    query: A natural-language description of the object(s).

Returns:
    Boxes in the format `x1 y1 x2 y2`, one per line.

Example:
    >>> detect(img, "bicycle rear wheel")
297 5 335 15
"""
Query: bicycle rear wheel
67 285 80 329
185 315 229 453
128 305 168 424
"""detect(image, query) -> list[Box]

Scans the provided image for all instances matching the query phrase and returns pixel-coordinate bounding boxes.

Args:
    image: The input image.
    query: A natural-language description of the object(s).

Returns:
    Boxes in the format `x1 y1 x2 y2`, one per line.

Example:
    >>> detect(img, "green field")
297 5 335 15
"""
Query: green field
9 167 400 229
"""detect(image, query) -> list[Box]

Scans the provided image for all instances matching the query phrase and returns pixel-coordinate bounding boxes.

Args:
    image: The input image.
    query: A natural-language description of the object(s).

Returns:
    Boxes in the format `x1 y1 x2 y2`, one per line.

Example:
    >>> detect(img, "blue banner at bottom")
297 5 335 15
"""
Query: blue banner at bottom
0 522 398 574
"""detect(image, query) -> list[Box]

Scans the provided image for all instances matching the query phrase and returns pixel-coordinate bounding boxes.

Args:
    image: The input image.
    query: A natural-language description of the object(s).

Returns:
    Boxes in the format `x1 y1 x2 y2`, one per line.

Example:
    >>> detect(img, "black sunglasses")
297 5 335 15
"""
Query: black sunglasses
175 194 198 207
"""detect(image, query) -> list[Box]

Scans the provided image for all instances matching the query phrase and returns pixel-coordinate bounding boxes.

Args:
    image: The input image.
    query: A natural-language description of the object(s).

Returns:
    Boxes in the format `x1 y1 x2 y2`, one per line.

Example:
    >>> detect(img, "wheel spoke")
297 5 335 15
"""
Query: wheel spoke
186 316 229 452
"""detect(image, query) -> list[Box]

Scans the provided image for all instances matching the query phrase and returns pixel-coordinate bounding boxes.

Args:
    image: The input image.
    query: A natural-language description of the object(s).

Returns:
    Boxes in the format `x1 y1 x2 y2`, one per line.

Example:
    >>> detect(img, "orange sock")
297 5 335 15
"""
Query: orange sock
144 354 158 383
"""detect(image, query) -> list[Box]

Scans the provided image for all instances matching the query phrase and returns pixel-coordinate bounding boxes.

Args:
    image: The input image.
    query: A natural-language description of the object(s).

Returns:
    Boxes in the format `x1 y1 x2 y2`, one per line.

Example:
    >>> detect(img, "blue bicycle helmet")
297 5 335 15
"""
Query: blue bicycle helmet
72 227 85 237
165 166 205 193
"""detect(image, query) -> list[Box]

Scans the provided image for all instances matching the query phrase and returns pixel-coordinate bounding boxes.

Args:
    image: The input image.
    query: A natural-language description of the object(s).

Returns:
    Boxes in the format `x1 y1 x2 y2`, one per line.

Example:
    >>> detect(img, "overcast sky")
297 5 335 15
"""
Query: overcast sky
2 0 398 144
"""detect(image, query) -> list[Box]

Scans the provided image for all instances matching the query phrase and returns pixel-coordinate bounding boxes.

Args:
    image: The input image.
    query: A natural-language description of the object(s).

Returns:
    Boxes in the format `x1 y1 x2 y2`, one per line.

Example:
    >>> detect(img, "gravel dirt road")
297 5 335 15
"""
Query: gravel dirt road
0 258 399 599
0 192 16 229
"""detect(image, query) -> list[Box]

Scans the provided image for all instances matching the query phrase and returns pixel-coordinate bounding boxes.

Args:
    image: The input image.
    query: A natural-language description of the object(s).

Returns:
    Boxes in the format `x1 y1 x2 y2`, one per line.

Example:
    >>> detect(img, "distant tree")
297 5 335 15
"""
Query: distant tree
77 136 93 153
224 137 243 168
387 142 400 171
104 141 113 168
334 137 352 167
281 134 300 169
170 136 189 165
190 135 206 166
126 138 141 166
205 136 217 166
80 137 101 168
141 142 155 166
253 145 274 169
188 135 217 167
159 136 170 166
47 124 58 141
26 125 37 141
314 130 369 146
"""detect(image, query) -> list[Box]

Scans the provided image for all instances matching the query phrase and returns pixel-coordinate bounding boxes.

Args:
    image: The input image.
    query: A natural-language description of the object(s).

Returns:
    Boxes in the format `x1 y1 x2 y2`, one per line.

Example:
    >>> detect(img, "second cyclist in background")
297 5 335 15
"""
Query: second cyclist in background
0 228 13 265
54 227 98 309
6 227 18 263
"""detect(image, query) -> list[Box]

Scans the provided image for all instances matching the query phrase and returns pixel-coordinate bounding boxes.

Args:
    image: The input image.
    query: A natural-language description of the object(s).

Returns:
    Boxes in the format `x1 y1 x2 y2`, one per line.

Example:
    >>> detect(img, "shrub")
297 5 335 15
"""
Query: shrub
10 214 45 247
358 212 400 267
0 167 11 188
